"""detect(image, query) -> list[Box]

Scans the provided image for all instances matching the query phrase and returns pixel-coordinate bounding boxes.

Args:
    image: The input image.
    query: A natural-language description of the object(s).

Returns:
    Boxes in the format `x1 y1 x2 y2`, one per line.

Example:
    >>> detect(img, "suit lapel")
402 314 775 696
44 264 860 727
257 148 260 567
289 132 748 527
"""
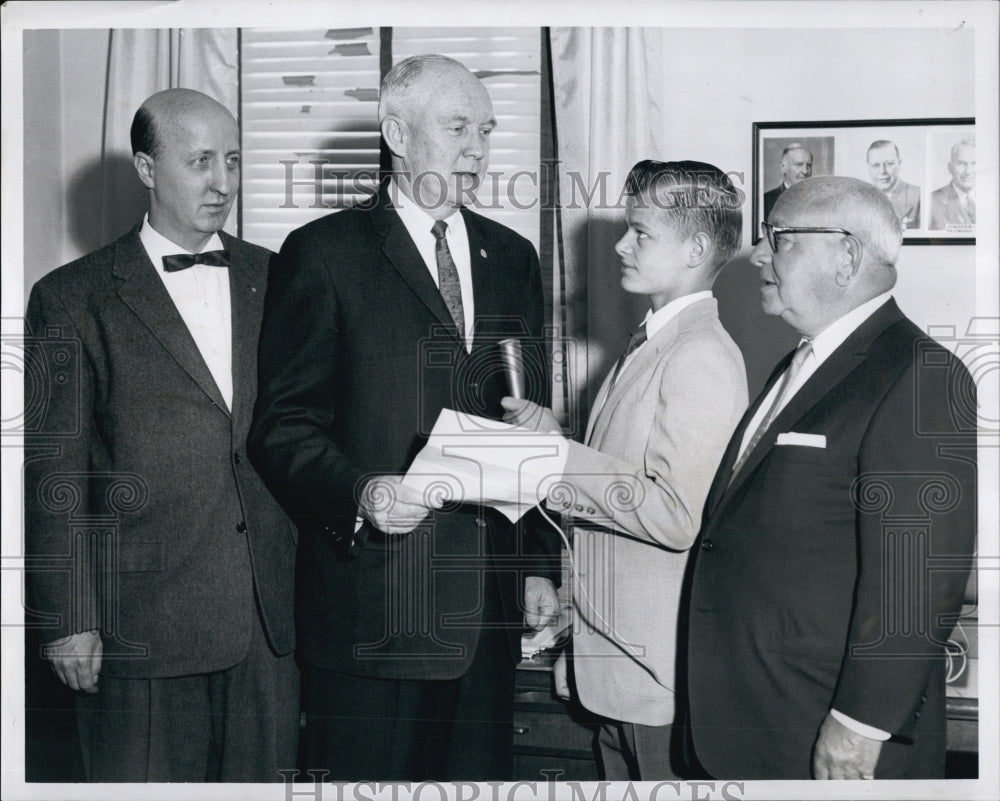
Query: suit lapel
369 183 462 343
222 232 267 433
704 355 789 517
587 299 717 448
113 227 230 415
715 300 906 510
465 211 496 348
588 315 673 445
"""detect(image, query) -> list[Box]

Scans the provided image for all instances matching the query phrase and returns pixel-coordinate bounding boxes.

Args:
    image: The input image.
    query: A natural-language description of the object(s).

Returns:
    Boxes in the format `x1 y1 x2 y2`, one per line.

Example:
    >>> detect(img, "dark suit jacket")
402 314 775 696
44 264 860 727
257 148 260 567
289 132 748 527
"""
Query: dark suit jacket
249 182 558 681
24 228 297 678
685 299 976 779
762 184 785 222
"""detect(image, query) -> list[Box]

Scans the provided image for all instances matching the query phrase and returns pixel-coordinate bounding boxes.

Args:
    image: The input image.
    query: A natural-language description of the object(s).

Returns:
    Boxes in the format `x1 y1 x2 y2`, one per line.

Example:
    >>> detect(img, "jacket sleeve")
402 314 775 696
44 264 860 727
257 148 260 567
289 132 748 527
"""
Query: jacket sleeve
248 226 368 530
24 279 100 643
553 332 749 550
515 240 562 585
831 347 977 736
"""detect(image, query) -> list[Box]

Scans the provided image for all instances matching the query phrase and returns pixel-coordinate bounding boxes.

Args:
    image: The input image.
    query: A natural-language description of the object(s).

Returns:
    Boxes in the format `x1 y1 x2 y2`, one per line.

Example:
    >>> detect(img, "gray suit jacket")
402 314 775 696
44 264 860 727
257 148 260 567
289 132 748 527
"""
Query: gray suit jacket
24 227 297 678
929 182 975 229
548 298 747 725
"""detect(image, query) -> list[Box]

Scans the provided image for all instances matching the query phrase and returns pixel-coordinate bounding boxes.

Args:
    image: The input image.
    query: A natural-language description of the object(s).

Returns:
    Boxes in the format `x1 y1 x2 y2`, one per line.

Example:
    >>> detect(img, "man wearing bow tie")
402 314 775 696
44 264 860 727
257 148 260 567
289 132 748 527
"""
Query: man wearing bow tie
249 54 559 780
684 176 976 779
24 88 299 782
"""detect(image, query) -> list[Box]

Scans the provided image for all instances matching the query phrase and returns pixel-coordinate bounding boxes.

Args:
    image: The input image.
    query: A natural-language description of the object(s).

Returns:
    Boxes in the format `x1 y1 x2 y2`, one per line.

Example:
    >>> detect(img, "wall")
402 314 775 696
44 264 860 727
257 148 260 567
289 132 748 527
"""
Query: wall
650 26 978 394
23 29 112 291
22 24 981 397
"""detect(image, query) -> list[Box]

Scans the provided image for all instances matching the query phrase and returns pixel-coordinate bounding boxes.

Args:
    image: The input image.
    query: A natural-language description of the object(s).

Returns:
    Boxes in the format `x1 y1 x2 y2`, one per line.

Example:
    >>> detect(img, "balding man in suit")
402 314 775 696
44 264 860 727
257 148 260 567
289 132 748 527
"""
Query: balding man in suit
685 176 976 779
25 88 299 782
762 143 813 221
249 54 559 780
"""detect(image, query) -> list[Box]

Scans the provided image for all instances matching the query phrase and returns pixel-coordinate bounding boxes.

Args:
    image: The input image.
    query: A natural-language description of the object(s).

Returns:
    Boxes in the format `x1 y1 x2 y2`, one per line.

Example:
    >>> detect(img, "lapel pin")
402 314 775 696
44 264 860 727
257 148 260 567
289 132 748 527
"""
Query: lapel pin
480 249 487 258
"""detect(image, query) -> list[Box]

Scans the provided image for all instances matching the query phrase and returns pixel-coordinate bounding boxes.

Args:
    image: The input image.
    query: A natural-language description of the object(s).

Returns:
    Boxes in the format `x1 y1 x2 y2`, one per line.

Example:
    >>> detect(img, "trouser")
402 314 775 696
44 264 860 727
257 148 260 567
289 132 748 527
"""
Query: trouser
76 618 300 782
302 576 515 780
597 720 682 780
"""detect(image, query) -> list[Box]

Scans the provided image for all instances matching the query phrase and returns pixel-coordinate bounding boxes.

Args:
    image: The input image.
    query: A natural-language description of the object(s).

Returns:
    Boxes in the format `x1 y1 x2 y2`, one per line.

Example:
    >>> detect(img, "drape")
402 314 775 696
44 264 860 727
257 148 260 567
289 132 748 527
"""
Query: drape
99 28 239 245
549 28 672 419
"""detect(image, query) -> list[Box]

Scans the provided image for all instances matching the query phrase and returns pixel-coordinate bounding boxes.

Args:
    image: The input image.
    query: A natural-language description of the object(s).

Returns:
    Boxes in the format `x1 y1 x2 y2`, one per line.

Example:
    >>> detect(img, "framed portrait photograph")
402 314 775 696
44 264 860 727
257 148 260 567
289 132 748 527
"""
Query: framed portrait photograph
753 118 976 244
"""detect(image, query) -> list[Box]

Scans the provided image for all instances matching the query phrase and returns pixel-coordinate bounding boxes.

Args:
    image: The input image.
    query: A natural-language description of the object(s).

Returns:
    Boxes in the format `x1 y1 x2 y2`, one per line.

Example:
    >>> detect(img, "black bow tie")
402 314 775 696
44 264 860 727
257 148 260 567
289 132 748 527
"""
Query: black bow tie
162 250 230 272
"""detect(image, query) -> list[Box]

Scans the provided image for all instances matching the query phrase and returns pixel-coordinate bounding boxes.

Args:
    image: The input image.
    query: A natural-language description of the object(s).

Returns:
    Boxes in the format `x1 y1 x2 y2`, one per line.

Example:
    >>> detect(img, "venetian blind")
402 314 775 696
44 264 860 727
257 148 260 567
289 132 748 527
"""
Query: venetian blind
239 27 383 253
238 27 541 254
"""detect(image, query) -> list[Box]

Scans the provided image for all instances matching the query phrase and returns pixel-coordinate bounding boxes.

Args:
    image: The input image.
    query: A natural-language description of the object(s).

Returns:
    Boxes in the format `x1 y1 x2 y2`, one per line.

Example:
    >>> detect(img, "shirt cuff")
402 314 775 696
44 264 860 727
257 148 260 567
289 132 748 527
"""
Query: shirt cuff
830 708 891 741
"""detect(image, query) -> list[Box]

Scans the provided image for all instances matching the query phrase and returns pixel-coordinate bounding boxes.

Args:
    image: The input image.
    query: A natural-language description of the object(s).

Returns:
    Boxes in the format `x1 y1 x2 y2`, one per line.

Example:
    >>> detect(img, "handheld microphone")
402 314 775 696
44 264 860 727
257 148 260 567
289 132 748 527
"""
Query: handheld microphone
499 338 525 399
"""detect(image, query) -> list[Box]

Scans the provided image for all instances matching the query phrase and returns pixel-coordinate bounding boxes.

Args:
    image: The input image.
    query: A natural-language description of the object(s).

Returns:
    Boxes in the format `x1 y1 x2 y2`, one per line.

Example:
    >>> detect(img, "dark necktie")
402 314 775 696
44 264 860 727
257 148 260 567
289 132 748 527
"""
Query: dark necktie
730 339 813 480
162 250 230 273
609 322 648 386
430 220 465 338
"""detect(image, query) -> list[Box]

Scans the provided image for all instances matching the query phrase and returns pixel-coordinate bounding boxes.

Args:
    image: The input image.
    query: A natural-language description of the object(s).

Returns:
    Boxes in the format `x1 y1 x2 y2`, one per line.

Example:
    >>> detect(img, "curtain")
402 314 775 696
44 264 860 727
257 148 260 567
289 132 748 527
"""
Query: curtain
99 28 239 245
549 28 670 424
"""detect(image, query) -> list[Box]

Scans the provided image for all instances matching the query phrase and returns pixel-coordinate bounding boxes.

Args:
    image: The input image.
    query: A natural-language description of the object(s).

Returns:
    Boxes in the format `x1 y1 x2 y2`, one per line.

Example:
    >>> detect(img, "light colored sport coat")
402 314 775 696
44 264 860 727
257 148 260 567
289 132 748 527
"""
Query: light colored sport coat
548 297 747 725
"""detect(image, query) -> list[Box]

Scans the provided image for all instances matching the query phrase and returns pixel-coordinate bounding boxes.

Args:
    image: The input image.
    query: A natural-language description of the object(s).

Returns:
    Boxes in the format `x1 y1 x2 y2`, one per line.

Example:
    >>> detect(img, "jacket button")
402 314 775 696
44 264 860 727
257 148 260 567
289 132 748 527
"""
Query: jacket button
234 452 241 463
236 521 247 534
586 507 596 515
574 504 584 512
700 540 714 551
475 517 487 528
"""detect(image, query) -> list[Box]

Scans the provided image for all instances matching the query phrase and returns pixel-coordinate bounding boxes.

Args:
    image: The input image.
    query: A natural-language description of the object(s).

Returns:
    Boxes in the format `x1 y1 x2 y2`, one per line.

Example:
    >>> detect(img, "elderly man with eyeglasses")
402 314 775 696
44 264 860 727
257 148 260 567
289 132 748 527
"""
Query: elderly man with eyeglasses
683 176 976 780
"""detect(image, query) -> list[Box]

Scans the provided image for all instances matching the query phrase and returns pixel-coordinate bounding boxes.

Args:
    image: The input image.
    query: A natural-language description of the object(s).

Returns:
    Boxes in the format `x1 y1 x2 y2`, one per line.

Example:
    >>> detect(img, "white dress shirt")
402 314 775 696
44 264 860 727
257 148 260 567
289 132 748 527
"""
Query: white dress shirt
139 216 233 409
390 178 475 351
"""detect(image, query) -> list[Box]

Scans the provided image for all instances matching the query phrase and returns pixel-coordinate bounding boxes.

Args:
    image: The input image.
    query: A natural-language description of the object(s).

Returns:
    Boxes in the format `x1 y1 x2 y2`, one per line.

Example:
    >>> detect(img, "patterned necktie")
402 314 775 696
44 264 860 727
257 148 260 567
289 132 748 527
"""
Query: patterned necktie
610 322 648 386
162 250 230 272
730 339 813 480
430 220 464 338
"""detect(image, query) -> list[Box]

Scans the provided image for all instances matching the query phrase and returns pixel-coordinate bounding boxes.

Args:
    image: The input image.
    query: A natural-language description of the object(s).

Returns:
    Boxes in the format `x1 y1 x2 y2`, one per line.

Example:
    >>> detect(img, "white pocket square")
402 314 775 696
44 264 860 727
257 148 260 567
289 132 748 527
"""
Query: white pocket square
776 432 826 448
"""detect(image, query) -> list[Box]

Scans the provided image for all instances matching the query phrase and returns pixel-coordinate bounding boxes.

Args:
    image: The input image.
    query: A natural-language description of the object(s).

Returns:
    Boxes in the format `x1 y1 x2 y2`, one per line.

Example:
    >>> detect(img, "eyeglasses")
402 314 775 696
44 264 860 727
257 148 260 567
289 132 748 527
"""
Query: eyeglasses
760 221 853 251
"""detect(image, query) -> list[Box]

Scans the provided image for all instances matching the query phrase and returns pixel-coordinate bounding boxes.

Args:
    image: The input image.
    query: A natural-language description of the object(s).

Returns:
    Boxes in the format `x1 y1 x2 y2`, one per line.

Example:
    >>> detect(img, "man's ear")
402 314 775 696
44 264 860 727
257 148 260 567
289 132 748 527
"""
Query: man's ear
380 116 407 159
834 234 864 287
133 152 155 190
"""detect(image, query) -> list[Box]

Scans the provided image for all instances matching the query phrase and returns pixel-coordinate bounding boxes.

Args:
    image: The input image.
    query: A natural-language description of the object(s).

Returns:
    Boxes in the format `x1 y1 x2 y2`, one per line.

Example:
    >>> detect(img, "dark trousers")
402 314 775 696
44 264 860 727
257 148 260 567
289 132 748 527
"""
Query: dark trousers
597 721 683 780
302 580 516 780
76 618 300 782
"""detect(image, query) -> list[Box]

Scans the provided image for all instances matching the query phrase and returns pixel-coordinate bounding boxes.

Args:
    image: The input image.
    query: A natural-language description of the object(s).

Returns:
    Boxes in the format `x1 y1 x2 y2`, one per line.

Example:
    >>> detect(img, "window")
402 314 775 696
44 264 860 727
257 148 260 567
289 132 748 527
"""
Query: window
239 27 541 255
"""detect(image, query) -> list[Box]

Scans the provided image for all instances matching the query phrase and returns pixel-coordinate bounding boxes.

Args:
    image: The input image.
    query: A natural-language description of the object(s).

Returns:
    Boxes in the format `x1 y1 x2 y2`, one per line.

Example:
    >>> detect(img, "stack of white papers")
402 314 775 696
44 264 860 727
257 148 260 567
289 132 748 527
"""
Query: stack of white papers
402 409 570 522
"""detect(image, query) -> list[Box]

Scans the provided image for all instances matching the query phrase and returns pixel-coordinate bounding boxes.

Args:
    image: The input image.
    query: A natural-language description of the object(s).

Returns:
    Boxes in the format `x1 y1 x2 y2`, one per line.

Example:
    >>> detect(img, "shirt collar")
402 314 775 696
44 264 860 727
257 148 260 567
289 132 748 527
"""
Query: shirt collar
641 291 713 341
139 214 225 271
807 292 893 364
390 178 464 238
951 183 975 201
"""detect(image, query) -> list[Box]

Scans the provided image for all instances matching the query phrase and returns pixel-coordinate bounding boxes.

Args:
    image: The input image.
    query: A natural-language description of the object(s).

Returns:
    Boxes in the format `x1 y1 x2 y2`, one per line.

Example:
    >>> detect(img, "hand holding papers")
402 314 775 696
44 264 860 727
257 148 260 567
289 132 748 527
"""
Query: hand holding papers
401 408 569 522
359 474 440 535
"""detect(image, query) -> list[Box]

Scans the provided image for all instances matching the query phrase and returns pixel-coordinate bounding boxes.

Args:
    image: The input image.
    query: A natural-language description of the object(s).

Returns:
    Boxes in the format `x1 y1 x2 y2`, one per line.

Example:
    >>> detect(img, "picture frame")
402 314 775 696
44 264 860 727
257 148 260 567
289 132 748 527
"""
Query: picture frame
753 117 976 245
